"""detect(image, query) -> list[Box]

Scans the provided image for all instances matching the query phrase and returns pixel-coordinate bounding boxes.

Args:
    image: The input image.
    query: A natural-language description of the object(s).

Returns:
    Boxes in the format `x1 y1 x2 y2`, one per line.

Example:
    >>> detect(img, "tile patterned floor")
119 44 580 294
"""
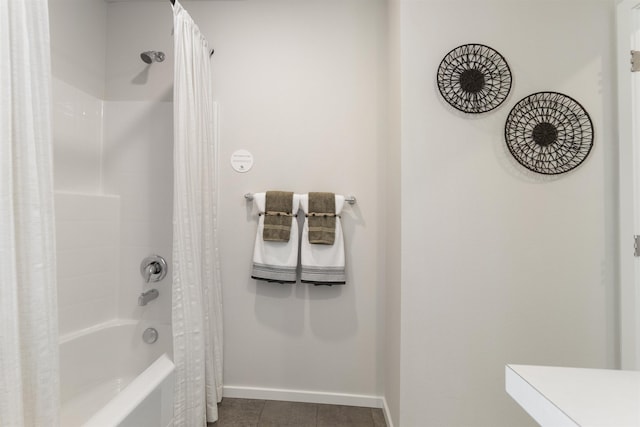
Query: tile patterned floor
208 398 387 427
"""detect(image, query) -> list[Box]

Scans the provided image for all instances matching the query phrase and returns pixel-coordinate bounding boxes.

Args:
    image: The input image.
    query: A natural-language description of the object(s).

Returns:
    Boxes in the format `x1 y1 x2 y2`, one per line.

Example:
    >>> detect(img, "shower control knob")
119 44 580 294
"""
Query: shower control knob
140 255 167 283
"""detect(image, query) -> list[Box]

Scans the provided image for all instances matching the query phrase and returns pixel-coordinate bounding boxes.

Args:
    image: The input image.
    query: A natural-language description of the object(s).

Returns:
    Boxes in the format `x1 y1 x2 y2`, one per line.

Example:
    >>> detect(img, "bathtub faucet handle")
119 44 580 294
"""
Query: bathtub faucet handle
140 255 167 283
144 262 161 282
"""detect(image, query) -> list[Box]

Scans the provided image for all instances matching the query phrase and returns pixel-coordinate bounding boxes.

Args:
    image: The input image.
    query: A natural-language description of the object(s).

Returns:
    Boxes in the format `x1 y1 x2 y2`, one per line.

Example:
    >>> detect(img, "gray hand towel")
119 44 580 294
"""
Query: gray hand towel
263 191 294 242
307 192 336 245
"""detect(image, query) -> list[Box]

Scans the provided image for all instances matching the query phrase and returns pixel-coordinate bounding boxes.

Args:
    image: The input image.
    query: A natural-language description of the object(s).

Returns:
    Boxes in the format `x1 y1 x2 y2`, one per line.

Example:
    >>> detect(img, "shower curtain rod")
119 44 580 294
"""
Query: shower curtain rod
169 0 215 57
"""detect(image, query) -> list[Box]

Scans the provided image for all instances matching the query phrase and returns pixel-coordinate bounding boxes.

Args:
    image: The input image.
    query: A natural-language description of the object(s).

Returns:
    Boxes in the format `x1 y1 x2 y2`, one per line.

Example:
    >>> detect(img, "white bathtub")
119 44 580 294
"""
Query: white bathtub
60 319 174 427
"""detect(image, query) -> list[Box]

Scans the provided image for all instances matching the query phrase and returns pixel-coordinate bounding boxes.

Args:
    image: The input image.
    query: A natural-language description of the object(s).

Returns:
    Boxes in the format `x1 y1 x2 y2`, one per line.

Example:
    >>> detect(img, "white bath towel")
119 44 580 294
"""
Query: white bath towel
300 194 346 285
251 192 301 283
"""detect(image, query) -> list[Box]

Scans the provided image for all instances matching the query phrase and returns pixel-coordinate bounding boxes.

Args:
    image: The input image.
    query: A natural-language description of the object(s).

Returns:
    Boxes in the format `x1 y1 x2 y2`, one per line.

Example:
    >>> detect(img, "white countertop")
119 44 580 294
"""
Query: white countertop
506 364 640 427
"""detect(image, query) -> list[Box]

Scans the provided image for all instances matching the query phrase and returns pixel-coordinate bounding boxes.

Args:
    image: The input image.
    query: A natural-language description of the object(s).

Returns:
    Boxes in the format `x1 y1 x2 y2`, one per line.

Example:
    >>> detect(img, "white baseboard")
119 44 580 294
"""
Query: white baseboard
381 396 395 427
223 385 382 409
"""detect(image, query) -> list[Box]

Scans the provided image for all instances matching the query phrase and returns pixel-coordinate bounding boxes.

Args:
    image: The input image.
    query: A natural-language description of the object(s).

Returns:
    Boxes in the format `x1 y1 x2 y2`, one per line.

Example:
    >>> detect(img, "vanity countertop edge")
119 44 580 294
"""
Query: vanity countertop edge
506 364 640 427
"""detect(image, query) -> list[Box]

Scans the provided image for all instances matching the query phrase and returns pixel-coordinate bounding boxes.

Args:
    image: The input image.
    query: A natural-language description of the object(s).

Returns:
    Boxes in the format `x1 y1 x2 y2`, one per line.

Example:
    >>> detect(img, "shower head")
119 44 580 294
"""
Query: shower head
140 51 165 64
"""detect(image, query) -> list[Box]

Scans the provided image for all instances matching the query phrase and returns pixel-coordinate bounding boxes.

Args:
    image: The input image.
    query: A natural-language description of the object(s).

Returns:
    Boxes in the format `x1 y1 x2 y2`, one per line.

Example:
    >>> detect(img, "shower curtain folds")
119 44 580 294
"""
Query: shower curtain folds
0 1 60 426
171 0 223 425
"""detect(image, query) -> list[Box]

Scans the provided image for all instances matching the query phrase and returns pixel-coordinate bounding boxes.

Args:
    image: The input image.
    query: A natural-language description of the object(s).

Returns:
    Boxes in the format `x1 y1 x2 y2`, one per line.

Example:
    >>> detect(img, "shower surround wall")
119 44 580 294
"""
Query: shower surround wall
50 0 114 335
49 0 174 336
102 101 174 324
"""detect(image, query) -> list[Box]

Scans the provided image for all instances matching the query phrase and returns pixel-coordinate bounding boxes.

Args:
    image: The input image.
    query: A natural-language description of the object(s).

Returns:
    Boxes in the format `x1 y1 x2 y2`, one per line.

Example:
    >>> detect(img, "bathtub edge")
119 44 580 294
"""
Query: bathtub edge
82 353 175 427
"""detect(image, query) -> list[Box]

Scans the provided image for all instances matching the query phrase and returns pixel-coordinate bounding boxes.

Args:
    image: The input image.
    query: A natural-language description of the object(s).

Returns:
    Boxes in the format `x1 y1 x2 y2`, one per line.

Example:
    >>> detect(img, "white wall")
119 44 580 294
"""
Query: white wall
385 0 402 425
105 0 389 400
209 0 387 399
398 0 618 425
105 2 173 101
49 0 107 99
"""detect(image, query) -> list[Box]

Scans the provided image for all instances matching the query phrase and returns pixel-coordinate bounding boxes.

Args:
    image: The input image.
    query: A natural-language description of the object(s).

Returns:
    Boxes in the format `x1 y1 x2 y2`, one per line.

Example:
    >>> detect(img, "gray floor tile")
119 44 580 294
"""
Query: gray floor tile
371 408 386 427
258 400 318 427
208 398 386 427
209 398 266 427
317 404 376 427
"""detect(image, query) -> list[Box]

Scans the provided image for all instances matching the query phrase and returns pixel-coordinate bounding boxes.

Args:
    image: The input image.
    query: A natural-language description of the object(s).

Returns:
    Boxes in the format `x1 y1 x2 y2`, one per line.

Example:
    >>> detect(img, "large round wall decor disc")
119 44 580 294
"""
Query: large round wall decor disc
437 44 512 114
504 92 594 175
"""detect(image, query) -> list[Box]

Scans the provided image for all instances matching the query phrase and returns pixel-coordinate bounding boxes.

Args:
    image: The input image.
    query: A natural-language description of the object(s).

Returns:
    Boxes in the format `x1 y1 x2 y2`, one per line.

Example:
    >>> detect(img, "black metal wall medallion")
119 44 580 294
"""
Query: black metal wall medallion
504 92 594 175
437 44 512 114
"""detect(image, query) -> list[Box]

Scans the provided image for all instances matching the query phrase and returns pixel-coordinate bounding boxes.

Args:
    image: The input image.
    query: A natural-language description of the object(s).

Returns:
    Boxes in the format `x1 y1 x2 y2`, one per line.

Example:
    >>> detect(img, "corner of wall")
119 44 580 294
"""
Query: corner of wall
383 0 402 426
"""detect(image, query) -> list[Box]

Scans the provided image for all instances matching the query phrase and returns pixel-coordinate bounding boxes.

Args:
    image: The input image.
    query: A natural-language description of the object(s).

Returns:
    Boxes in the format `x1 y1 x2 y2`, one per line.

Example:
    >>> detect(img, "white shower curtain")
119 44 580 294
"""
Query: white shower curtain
172 1 224 425
0 1 60 426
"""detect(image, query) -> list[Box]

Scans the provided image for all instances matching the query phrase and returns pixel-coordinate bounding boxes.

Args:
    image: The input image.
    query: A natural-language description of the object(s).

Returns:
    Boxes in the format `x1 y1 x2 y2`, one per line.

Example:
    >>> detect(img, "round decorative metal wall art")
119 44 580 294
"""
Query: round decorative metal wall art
437 44 512 114
504 92 593 175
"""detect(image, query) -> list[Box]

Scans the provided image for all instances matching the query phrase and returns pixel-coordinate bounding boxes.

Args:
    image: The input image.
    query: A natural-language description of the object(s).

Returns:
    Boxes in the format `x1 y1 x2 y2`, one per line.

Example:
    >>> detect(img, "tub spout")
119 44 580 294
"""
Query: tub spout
138 289 159 306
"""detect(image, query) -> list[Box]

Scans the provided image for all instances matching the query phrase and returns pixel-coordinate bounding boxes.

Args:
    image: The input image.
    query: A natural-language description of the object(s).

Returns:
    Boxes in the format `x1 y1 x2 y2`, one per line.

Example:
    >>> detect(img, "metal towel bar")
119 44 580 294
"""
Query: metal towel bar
244 193 357 205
